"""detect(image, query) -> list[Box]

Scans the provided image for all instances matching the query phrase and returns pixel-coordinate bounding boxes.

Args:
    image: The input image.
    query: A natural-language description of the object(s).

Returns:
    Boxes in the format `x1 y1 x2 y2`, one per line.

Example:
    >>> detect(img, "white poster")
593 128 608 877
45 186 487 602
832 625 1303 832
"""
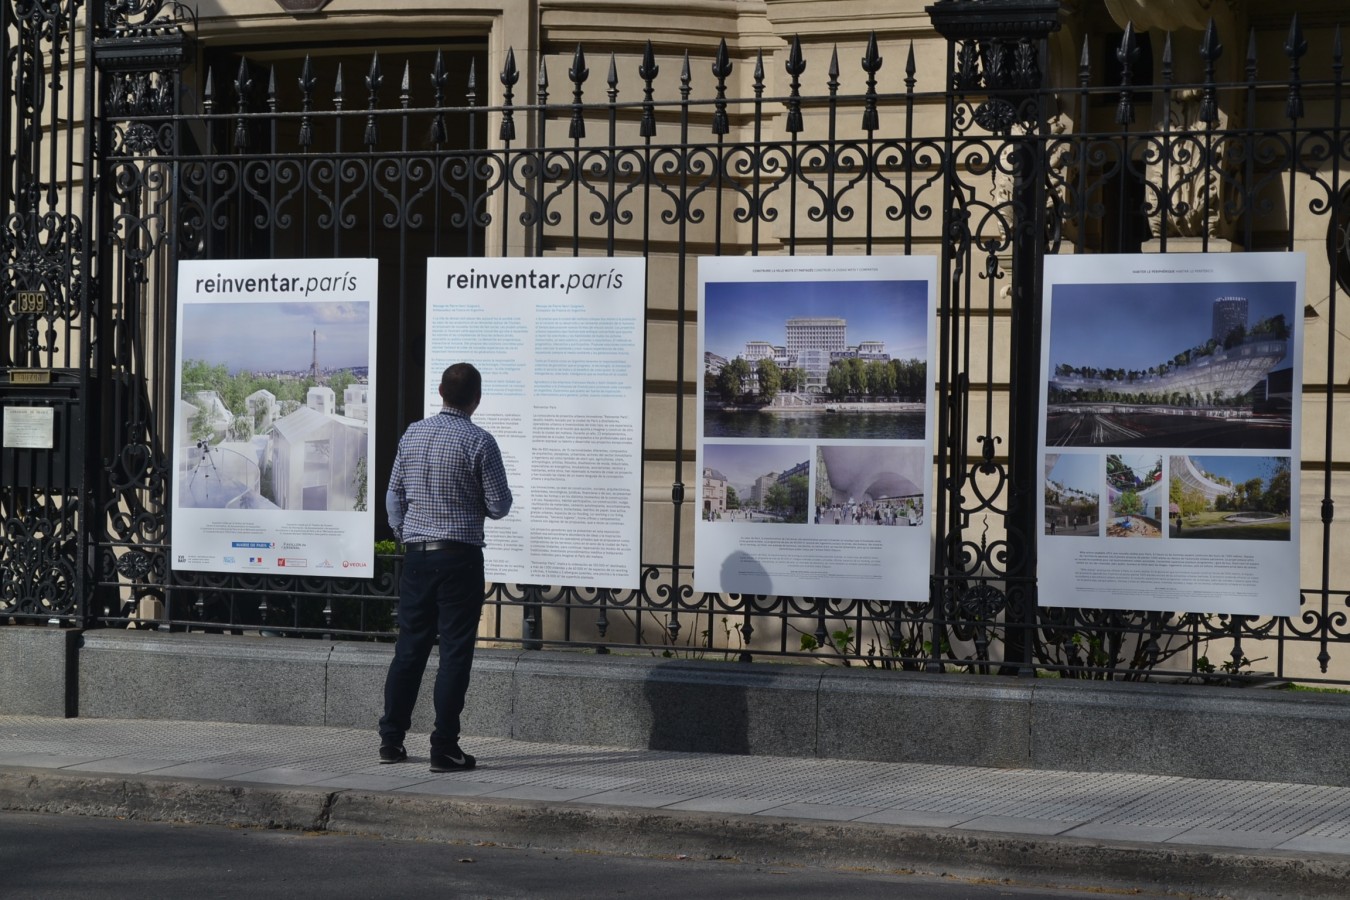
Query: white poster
1038 253 1304 616
424 257 646 590
172 258 378 576
695 256 938 602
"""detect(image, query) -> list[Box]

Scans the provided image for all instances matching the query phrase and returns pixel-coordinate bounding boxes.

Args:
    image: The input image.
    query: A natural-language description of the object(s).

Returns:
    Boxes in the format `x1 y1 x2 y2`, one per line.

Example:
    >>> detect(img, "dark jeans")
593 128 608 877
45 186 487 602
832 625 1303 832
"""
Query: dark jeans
379 543 485 753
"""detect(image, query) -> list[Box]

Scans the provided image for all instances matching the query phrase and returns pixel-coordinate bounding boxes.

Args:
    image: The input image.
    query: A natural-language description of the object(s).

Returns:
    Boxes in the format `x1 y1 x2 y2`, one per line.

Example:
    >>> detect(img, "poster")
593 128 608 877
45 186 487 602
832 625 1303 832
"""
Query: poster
172 258 379 576
695 256 938 602
1038 253 1304 616
424 257 646 589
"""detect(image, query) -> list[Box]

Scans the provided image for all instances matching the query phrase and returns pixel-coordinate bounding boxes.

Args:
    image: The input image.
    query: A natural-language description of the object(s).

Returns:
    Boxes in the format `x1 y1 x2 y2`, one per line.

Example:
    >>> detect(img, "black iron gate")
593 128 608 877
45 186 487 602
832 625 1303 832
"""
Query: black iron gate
1 0 95 622
4 0 1349 685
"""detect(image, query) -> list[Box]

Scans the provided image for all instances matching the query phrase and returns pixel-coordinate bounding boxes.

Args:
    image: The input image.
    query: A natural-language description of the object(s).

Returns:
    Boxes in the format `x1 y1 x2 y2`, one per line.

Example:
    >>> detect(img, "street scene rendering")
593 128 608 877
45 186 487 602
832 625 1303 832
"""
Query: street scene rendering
1043 452 1101 537
1105 453 1164 538
815 444 925 526
701 443 808 523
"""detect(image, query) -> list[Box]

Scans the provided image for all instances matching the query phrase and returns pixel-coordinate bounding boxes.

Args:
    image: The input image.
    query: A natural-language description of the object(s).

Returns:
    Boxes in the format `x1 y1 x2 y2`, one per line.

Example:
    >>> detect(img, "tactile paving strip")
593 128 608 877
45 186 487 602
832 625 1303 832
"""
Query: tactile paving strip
1097 777 1350 833
5 715 1350 847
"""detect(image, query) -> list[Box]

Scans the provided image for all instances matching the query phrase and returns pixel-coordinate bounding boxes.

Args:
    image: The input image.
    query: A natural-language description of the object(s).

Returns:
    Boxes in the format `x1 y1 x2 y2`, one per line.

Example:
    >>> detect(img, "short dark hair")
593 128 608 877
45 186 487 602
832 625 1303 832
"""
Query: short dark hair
439 363 482 409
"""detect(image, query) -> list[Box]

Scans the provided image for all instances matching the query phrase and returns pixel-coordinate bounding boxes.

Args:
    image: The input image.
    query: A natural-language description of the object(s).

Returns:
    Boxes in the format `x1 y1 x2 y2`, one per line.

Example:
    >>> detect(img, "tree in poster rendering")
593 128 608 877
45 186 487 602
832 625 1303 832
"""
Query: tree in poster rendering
786 473 808 520
781 367 808 392
867 359 895 397
1265 457 1291 513
1169 475 1206 520
1113 489 1143 517
330 369 355 412
826 363 848 399
764 474 808 523
756 357 781 403
190 407 214 443
719 357 751 402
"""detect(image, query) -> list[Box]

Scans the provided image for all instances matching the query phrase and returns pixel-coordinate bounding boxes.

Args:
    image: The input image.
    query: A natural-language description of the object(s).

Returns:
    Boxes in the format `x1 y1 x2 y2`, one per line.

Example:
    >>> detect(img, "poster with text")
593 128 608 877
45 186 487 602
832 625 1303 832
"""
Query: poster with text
1038 253 1304 616
425 257 646 589
695 256 938 602
172 258 379 576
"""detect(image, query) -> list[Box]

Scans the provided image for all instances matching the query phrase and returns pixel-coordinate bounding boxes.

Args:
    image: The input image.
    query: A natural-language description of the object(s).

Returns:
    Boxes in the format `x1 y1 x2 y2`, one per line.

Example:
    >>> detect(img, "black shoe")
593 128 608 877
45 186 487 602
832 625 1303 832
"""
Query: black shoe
378 743 407 764
429 746 476 772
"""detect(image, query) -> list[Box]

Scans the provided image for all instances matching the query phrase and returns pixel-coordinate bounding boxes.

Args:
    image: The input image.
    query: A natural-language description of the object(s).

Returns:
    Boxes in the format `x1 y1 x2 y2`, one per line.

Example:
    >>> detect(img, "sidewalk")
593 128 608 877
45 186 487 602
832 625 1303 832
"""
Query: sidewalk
3 715 1350 898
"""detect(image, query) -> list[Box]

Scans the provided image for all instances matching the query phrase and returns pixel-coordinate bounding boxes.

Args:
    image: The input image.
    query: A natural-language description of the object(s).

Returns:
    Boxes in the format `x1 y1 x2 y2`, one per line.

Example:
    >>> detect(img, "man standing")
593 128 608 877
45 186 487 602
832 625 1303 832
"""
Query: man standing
379 363 512 772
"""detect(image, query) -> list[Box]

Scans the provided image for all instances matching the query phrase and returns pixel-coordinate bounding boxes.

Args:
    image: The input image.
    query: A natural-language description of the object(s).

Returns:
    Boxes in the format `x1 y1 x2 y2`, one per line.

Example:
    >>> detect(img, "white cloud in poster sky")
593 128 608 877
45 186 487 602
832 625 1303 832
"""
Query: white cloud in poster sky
182 301 371 372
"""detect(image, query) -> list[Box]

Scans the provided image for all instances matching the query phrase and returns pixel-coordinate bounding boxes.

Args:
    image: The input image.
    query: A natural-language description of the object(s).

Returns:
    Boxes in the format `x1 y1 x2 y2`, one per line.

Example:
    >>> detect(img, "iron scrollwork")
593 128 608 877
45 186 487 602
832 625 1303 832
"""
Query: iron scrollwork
2 2 1348 686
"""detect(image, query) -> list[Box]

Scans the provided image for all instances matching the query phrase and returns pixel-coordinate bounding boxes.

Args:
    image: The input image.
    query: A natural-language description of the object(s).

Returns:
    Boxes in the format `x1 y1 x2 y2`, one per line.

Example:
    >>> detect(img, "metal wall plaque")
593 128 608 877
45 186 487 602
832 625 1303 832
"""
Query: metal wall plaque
9 369 52 384
14 291 48 315
3 406 55 449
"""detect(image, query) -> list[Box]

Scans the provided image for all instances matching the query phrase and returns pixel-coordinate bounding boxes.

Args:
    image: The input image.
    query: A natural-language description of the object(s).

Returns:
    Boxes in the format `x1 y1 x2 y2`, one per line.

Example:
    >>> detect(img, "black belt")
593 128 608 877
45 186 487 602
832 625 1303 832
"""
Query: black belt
403 539 474 552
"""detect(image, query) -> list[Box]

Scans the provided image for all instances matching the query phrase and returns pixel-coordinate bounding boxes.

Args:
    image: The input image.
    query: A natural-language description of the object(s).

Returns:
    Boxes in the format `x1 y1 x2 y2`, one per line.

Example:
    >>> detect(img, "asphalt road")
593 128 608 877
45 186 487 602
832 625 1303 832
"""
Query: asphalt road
1046 409 1291 449
0 811 1168 900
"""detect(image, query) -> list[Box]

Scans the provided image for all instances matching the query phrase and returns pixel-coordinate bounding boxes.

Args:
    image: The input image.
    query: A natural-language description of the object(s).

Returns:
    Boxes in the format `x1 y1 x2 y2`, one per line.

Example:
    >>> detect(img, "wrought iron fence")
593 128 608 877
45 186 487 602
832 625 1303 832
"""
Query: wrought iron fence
3 0 1348 686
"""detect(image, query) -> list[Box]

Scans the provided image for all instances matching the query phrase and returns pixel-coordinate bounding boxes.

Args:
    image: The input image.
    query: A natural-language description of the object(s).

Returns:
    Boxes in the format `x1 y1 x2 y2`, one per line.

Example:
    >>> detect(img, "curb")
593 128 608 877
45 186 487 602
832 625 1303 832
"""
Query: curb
5 767 1350 898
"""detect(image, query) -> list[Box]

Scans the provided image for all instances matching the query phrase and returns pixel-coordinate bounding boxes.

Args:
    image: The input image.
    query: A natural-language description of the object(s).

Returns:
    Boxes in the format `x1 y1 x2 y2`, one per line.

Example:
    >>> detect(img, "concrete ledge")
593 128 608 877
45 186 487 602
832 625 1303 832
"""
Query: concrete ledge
50 632 1350 785
78 631 332 726
819 667 1032 767
509 654 823 756
325 642 523 737
1029 678 1350 784
0 627 77 717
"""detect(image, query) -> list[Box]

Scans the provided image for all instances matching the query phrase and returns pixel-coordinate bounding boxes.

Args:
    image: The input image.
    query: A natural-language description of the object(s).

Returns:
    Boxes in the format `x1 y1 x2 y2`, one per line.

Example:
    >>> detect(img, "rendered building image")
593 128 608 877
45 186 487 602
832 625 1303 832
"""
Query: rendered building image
702 467 727 519
736 317 892 394
785 317 847 355
1049 297 1290 405
1171 455 1234 506
1212 297 1248 343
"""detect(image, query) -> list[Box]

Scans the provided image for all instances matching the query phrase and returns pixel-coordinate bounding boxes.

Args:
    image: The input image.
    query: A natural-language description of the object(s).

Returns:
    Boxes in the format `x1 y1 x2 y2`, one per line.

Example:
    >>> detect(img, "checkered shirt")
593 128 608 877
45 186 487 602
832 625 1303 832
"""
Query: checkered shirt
387 407 512 546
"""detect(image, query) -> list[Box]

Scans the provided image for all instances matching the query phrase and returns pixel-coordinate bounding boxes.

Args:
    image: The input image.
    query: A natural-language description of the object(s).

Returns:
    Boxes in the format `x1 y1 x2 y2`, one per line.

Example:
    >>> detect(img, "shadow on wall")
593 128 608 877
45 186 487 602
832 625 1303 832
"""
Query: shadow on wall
643 551 769 753
644 664 750 755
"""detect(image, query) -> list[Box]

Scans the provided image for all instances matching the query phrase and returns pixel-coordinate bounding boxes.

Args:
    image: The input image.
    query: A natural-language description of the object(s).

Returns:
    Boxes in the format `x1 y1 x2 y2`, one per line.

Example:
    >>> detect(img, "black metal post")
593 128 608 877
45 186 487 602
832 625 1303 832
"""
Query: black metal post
927 0 1062 674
